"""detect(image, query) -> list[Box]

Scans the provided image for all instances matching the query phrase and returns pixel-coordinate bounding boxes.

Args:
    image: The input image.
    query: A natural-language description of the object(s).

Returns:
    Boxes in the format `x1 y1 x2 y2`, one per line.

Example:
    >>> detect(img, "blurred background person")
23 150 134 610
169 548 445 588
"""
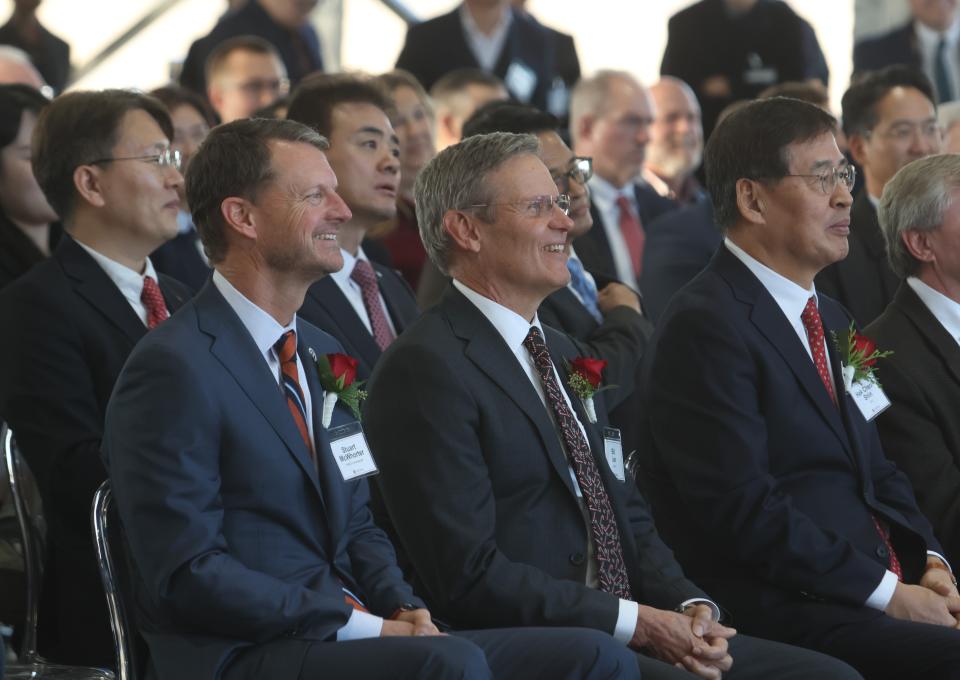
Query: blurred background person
642 76 706 205
431 68 508 151
938 99 960 151
0 0 68 94
205 35 289 123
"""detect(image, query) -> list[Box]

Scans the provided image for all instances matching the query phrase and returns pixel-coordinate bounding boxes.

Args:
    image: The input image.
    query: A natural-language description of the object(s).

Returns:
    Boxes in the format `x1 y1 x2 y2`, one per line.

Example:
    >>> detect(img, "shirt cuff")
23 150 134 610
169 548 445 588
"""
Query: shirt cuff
335 609 384 641
865 569 899 611
679 598 721 621
928 550 952 572
613 598 639 644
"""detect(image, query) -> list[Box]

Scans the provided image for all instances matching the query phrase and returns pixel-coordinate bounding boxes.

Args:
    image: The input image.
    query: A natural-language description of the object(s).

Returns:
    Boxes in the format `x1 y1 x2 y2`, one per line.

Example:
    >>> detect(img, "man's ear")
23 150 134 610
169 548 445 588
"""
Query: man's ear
574 114 594 147
443 209 482 254
735 178 766 226
220 196 258 241
73 164 107 208
901 228 937 264
847 133 869 168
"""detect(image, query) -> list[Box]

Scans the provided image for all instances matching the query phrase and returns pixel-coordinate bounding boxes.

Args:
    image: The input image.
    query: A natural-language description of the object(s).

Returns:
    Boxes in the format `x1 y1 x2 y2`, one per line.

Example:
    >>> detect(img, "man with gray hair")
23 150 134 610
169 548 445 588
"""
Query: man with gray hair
365 131 862 679
867 153 960 569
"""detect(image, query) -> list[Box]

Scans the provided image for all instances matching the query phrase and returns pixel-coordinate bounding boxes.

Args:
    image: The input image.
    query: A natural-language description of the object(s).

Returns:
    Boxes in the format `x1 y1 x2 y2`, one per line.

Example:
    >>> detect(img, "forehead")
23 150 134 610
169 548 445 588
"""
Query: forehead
652 81 700 115
221 49 284 78
267 139 334 186
113 108 170 150
170 103 207 126
391 85 425 110
536 130 573 169
487 152 557 198
874 86 936 124
783 132 842 171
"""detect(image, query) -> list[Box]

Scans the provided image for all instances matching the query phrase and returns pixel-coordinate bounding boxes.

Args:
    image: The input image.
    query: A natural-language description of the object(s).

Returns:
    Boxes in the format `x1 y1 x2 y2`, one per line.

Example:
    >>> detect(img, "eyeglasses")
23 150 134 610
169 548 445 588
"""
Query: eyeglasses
468 194 571 218
780 164 856 195
230 77 290 97
864 121 942 143
88 148 183 172
553 157 593 191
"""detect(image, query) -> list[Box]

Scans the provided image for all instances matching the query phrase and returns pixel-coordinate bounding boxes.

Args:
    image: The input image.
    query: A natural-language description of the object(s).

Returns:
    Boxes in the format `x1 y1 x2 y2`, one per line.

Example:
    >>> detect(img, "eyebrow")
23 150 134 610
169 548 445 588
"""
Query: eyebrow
355 126 400 146
808 158 848 172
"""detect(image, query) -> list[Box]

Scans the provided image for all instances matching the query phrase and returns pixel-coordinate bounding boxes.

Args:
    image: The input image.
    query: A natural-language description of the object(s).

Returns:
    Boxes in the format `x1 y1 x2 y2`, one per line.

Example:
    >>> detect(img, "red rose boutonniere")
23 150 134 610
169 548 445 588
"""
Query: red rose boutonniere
565 356 616 424
309 349 367 427
830 323 892 392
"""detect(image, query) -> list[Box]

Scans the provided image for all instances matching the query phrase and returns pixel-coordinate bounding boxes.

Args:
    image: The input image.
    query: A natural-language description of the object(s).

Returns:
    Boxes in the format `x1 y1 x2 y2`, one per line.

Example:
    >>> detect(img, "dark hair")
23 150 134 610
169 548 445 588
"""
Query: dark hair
462 101 558 138
705 97 837 230
185 117 328 264
0 84 48 152
286 73 393 138
759 81 829 108
377 69 429 104
150 85 216 127
841 65 936 137
32 89 173 222
253 95 289 119
430 68 505 101
204 35 282 83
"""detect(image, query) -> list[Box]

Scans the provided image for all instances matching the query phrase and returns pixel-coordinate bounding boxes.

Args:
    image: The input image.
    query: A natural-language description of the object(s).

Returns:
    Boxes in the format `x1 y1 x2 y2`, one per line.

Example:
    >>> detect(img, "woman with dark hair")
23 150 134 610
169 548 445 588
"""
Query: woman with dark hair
148 85 214 291
0 83 58 290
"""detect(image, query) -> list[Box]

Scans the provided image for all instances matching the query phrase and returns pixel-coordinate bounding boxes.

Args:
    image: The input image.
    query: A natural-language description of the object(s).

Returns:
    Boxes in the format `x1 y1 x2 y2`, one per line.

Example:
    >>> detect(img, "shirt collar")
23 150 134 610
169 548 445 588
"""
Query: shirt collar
212 269 295 356
330 246 370 288
459 2 512 41
74 238 159 300
908 276 960 342
916 15 960 48
452 278 544 353
724 237 817 321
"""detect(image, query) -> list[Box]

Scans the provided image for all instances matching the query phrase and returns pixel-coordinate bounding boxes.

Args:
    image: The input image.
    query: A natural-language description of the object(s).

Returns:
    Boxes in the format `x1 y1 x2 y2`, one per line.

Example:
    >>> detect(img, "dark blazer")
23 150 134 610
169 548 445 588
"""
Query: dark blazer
103 281 422 680
639 196 722 323
867 282 960 567
364 285 707 633
150 230 210 293
574 183 678 289
640 246 940 635
853 22 920 76
298 262 420 380
816 192 900 326
0 235 190 667
395 7 568 112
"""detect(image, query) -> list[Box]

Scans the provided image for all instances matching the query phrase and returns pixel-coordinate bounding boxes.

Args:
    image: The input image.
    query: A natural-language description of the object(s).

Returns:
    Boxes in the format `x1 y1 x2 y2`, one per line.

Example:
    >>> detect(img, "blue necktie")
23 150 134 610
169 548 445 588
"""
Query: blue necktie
936 38 954 103
567 257 602 323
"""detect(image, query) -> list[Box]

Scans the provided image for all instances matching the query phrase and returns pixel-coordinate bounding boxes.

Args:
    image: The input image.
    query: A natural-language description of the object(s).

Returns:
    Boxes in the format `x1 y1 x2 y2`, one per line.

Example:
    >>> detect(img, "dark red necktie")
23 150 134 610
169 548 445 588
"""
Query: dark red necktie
141 276 169 329
800 297 902 580
350 260 396 351
616 195 645 277
523 327 632 599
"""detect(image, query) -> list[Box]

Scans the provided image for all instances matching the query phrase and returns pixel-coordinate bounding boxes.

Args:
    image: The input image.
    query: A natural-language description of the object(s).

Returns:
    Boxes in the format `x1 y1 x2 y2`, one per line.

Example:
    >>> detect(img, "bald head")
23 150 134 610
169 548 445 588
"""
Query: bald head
646 77 703 186
0 46 46 91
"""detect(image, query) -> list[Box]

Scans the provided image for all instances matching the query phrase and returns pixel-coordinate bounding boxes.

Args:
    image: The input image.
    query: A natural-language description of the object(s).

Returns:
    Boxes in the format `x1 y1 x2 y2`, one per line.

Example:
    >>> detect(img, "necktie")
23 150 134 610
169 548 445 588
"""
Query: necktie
522 327 632 599
350 260 396 351
567 257 603 323
799 297 903 580
615 195 645 278
141 276 170 329
936 37 954 103
274 330 315 464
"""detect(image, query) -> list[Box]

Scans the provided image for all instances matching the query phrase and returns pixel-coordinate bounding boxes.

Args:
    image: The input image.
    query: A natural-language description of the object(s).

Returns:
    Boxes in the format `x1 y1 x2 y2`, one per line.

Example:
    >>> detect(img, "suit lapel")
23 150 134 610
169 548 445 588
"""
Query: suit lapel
306 277 382 370
372 263 413 334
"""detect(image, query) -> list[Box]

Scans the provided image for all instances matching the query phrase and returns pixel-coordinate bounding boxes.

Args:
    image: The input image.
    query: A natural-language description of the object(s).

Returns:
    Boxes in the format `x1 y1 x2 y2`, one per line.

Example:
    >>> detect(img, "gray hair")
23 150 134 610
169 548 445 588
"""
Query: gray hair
414 131 540 275
878 153 960 278
569 70 637 144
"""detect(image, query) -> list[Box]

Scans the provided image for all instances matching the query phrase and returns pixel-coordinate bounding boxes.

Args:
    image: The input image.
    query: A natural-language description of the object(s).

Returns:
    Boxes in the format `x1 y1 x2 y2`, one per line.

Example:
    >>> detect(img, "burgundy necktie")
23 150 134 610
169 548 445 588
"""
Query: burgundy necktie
523 327 633 599
800 297 903 580
616 195 645 277
274 330 315 465
141 276 169 329
350 260 396 351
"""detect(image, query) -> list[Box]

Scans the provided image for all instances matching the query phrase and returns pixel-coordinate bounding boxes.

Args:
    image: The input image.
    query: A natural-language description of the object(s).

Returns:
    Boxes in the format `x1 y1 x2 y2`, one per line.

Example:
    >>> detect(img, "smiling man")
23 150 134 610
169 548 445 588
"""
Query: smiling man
640 96 960 679
288 74 420 380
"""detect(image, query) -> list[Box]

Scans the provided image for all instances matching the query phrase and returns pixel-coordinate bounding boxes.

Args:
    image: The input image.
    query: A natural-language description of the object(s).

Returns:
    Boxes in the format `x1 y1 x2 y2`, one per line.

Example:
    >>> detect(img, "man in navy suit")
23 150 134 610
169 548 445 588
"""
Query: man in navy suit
641 96 960 679
287 74 420 380
103 117 640 680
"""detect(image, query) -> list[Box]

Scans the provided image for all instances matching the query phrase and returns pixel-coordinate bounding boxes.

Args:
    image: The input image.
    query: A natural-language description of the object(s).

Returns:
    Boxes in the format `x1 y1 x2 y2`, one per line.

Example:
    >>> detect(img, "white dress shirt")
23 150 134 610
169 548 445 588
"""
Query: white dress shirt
75 239 161 327
908 277 960 347
459 2 512 72
329 247 398 337
588 176 640 286
213 271 383 640
916 17 960 101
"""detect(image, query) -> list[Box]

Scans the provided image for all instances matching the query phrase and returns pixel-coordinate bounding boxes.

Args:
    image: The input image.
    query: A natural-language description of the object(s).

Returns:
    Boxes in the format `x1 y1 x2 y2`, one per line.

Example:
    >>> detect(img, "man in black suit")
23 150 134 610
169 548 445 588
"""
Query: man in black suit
866 153 960 568
817 66 942 325
854 0 959 104
570 71 678 290
287 75 419 380
365 131 862 679
641 96 960 679
0 90 191 667
395 0 573 116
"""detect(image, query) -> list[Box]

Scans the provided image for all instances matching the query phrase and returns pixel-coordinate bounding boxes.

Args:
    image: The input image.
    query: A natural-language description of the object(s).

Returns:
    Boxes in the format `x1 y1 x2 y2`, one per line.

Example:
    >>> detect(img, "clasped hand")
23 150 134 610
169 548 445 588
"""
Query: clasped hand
630 603 736 679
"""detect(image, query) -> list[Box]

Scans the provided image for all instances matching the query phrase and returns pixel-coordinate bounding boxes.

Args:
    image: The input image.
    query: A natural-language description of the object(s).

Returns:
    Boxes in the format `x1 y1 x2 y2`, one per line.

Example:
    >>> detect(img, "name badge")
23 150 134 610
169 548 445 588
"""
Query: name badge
327 422 379 481
603 427 625 482
848 379 892 422
504 60 538 104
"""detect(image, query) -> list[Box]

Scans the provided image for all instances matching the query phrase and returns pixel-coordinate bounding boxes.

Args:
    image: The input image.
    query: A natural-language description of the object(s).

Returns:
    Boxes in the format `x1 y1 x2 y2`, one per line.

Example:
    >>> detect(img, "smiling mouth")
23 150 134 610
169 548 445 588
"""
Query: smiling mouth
313 232 338 241
544 244 566 254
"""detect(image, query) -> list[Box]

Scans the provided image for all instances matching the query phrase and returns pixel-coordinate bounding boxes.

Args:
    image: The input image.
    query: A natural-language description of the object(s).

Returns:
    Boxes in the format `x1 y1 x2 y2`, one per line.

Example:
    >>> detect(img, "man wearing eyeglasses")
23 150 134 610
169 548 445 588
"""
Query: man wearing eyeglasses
365 131 861 680
817 66 943 326
0 89 191 667
205 35 289 124
640 96 960 679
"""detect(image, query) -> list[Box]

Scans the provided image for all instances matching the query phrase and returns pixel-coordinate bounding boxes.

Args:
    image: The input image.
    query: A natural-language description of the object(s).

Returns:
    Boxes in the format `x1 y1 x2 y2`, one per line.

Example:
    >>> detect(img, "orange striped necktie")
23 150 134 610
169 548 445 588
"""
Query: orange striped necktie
274 330 315 464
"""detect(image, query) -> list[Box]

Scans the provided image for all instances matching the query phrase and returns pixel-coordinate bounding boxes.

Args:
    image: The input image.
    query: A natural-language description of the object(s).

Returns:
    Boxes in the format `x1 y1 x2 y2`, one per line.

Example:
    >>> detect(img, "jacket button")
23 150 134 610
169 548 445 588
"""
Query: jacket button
569 552 585 566
876 545 889 559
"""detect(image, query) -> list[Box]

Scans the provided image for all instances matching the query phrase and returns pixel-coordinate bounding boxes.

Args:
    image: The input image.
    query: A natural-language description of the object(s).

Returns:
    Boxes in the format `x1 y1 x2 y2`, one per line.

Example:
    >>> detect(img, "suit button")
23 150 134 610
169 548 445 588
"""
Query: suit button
569 552 585 566
876 545 889 559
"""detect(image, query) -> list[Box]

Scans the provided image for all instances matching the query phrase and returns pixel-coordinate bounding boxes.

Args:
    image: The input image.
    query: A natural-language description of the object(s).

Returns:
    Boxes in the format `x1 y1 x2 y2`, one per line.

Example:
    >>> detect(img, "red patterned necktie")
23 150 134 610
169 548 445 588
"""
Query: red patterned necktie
615 195 645 277
799 297 903 580
274 330 316 465
350 260 396 351
523 327 633 599
141 276 169 329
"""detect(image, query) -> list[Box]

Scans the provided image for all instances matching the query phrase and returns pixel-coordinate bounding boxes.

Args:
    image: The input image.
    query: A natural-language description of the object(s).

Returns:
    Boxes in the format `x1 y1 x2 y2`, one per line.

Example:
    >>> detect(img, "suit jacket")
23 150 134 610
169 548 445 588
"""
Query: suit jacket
639 246 940 635
816 192 899 326
0 234 190 666
103 281 421 680
150 230 210 294
866 282 960 567
853 22 920 76
639 196 722 323
395 7 568 112
574 183 678 289
364 285 707 634
298 262 420 380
